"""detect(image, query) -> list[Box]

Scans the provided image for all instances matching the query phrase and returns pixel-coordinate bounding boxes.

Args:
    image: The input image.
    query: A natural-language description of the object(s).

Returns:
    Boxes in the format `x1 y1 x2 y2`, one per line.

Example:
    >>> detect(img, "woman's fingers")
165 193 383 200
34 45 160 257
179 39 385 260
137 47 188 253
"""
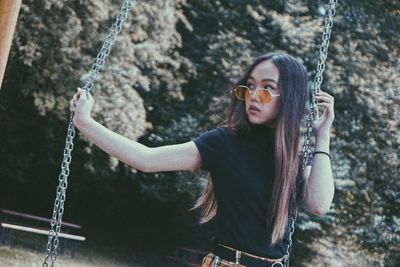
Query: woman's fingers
318 102 331 108
316 91 333 97
70 93 79 107
316 99 335 122
69 99 75 112
315 94 334 103
77 87 87 100
313 92 335 136
317 102 331 114
69 87 95 124
86 91 93 101
72 88 88 106
315 92 334 111
70 88 84 112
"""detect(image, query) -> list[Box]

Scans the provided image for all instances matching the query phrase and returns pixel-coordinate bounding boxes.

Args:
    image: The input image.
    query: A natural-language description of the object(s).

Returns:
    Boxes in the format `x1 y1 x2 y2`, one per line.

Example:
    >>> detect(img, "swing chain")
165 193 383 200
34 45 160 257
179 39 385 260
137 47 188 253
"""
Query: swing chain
285 0 337 265
83 0 133 93
43 1 133 266
43 115 75 266
302 0 336 171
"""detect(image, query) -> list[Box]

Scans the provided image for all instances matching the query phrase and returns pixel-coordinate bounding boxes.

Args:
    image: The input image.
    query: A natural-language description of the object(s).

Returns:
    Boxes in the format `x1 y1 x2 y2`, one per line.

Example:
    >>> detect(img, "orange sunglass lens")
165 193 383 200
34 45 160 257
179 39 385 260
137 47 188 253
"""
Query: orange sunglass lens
257 90 272 103
244 88 251 99
234 86 248 100
234 86 272 103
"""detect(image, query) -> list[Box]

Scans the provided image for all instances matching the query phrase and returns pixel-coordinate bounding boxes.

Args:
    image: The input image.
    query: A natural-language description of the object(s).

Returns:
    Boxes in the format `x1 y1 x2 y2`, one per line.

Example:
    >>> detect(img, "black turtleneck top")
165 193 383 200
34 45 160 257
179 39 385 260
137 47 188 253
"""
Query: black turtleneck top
193 126 290 259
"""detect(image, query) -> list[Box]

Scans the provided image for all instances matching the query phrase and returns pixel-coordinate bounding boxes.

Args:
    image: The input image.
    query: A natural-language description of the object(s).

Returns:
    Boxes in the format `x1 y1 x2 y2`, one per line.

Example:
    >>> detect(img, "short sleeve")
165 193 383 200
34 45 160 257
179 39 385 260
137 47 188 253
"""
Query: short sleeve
193 128 226 171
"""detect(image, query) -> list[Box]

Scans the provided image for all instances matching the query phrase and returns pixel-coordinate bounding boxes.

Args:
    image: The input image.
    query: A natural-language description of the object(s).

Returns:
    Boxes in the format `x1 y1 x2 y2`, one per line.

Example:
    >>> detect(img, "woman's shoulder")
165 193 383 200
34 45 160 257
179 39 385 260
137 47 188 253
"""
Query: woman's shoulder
193 127 234 145
216 126 231 134
201 126 231 136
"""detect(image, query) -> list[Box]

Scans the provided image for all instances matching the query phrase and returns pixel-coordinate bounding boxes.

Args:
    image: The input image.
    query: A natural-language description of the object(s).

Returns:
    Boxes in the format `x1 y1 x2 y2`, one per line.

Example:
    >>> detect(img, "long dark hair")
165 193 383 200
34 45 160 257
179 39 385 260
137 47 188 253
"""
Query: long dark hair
193 52 309 245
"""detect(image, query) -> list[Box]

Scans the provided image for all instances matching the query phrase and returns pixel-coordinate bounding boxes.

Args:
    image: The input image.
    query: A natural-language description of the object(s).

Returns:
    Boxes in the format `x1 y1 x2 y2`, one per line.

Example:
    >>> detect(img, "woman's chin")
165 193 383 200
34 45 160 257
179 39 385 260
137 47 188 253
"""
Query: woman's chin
248 115 275 126
248 116 266 125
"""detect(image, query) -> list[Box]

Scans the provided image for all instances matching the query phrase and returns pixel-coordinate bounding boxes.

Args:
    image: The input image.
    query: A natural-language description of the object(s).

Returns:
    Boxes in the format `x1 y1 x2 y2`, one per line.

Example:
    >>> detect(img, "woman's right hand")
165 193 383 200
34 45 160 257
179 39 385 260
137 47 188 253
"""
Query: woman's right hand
69 87 94 127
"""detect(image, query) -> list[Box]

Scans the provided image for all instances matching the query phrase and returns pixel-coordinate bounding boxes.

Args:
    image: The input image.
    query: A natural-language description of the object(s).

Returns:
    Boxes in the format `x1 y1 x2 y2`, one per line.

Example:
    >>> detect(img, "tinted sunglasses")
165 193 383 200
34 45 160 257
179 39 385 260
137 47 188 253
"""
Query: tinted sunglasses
233 85 280 104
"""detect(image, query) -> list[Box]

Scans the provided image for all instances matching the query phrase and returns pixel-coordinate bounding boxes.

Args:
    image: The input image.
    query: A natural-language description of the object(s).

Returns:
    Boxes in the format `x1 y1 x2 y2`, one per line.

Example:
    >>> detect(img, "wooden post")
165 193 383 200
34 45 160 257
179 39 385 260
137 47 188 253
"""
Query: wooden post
0 0 22 90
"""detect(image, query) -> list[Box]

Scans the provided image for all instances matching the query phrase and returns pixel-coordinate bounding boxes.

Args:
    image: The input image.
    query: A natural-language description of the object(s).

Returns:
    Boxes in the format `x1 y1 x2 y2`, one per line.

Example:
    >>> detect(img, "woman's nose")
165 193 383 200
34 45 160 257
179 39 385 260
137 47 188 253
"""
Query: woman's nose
249 86 261 101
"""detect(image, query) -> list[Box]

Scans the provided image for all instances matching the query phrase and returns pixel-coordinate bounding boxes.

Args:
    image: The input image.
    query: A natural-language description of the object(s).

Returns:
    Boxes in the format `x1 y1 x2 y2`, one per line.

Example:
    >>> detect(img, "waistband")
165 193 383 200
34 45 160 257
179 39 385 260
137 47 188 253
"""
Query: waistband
212 243 288 267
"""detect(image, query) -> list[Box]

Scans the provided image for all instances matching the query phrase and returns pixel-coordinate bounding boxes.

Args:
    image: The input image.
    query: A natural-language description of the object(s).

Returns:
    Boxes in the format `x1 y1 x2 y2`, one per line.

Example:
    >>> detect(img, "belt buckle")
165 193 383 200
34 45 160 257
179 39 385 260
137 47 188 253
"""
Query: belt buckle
212 256 221 267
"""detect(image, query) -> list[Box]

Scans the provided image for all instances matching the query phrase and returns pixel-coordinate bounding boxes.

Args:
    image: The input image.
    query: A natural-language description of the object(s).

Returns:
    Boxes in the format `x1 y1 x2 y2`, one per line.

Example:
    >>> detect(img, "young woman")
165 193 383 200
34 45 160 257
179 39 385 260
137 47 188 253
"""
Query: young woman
70 52 335 267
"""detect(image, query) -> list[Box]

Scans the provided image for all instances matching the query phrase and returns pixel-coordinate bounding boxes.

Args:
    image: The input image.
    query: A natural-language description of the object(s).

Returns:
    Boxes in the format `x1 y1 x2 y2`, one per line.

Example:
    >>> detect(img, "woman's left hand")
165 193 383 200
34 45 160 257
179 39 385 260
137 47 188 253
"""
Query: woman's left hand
313 91 335 138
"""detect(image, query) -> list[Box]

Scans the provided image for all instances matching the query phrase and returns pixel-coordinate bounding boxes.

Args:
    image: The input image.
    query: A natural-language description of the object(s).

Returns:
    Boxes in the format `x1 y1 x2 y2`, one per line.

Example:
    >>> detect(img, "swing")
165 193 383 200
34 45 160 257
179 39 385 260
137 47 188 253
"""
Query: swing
42 0 337 266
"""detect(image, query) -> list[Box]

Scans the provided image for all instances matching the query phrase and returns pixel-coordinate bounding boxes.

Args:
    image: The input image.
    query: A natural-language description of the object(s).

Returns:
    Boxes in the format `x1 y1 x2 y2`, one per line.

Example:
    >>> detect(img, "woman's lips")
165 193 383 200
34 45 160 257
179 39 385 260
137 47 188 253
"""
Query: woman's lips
249 105 260 112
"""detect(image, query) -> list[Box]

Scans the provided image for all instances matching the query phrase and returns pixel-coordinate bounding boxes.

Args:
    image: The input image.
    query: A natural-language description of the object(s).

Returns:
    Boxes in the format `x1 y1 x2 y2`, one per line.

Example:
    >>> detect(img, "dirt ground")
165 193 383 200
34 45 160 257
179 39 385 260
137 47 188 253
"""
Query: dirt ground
0 245 128 267
0 240 166 267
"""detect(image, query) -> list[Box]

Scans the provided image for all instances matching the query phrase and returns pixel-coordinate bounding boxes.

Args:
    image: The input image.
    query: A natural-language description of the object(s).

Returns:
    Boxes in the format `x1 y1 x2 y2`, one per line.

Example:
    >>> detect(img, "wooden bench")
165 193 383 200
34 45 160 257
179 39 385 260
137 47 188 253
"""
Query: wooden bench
0 208 86 257
166 246 208 267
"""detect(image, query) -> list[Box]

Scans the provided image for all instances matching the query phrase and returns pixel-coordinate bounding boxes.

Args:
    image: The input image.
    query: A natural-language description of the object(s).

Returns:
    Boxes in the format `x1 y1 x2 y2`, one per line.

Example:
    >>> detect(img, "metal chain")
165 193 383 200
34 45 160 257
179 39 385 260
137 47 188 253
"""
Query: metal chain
285 0 337 265
302 0 337 172
43 1 133 266
83 0 133 93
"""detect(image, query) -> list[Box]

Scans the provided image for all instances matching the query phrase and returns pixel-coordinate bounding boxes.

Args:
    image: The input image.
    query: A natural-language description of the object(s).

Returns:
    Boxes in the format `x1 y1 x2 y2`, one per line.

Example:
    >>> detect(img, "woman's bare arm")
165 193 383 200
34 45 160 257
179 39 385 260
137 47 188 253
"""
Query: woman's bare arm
302 135 335 216
75 117 201 172
302 91 335 216
70 88 201 172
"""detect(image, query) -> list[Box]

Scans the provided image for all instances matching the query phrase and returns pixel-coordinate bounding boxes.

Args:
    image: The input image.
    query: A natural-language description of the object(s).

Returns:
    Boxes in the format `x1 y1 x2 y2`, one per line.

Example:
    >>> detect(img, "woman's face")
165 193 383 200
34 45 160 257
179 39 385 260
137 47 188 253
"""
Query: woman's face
245 59 281 127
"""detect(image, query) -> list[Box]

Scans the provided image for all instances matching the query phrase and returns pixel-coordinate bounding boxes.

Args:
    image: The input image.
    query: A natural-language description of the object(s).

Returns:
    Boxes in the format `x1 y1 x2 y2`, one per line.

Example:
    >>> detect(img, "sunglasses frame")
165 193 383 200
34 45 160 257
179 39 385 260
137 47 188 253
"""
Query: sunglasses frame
233 85 280 103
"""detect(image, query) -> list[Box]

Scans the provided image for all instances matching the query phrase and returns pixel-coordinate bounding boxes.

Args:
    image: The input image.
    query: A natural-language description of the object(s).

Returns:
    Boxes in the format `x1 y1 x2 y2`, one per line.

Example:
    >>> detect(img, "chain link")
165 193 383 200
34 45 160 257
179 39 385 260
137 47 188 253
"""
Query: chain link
83 0 133 93
285 0 337 264
43 1 133 266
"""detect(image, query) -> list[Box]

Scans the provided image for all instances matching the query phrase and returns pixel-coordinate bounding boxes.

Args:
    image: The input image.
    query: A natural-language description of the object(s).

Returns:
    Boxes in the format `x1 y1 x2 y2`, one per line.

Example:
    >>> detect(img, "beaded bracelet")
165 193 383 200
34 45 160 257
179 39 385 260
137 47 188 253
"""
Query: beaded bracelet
312 151 331 160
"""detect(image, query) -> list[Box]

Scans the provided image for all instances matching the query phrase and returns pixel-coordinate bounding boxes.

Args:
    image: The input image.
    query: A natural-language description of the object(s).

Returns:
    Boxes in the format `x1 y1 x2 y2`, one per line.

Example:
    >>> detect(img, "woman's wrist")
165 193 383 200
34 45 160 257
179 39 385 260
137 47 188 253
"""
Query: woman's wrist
315 132 330 142
313 151 331 160
315 133 330 152
74 115 93 129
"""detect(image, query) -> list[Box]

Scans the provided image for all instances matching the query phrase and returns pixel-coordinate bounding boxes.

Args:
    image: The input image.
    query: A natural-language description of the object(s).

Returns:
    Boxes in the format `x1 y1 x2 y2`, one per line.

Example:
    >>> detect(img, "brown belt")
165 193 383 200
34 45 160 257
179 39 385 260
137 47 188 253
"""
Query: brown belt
217 243 288 266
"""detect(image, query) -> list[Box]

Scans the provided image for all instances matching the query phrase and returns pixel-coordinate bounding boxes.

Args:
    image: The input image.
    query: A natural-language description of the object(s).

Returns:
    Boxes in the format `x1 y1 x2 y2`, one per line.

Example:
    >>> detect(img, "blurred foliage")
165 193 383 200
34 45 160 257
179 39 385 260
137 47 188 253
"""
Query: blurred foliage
0 0 399 266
